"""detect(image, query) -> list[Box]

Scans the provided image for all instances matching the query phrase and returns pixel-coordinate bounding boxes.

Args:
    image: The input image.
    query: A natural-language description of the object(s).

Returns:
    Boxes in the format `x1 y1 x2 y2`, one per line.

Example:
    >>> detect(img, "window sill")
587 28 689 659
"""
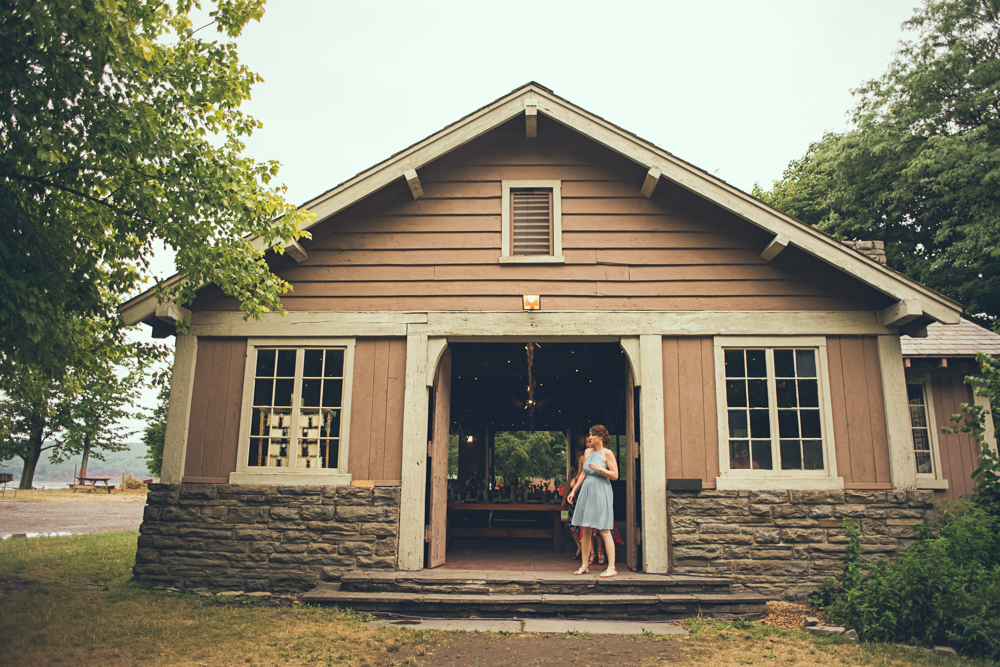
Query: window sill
715 476 844 490
499 255 566 264
229 471 352 486
916 478 949 490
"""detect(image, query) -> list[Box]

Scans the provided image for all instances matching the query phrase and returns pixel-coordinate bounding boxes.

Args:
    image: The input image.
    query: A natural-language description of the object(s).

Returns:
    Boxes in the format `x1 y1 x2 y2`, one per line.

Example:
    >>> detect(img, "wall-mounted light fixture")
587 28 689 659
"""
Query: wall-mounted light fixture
523 294 540 310
466 435 474 443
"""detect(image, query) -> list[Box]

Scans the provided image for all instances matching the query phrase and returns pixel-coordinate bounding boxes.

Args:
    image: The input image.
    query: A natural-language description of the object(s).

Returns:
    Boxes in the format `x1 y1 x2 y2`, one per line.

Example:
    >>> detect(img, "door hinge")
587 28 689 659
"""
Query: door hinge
424 525 431 543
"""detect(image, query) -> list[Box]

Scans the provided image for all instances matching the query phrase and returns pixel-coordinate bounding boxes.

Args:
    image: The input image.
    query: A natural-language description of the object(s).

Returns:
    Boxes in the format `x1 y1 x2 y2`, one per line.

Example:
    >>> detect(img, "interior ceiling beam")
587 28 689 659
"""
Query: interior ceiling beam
525 99 538 137
760 233 790 262
640 167 661 198
404 168 424 200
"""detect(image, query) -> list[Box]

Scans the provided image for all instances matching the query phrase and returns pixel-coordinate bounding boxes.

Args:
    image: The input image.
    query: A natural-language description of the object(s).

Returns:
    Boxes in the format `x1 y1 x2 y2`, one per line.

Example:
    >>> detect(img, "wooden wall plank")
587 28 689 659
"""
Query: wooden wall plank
183 338 246 480
348 339 376 479
826 338 854 485
700 337 719 483
382 338 407 480
863 337 891 484
841 338 878 485
662 338 682 479
184 340 216 478
368 339 392 479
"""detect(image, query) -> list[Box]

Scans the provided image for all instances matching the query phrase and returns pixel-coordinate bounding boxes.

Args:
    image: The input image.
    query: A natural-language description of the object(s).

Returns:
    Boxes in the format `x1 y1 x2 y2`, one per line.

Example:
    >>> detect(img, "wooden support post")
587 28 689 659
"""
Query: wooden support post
404 169 424 200
525 100 538 138
878 335 917 489
398 332 430 570
880 299 922 327
639 334 668 572
760 233 789 262
161 334 198 484
640 167 660 198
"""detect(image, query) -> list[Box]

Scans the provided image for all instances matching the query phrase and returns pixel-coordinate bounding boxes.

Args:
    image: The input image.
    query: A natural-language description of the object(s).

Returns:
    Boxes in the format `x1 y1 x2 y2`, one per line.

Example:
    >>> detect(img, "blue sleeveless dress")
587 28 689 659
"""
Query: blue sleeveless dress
570 450 614 530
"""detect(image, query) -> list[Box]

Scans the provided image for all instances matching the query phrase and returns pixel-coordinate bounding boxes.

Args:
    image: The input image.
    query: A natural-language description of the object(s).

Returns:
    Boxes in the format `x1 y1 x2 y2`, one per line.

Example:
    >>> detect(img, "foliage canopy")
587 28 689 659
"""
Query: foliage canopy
754 0 1000 325
0 0 312 372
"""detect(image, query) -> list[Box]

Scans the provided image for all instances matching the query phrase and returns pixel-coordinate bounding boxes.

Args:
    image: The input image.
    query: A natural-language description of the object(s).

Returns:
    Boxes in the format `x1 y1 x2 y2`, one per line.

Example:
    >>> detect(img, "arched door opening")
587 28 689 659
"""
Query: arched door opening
425 341 636 571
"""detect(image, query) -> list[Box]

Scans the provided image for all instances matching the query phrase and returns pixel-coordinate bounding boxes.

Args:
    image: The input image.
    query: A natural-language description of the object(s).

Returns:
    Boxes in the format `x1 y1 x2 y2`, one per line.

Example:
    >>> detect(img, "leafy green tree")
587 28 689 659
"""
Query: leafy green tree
0 0 312 373
493 431 566 485
755 0 1000 325
142 370 171 477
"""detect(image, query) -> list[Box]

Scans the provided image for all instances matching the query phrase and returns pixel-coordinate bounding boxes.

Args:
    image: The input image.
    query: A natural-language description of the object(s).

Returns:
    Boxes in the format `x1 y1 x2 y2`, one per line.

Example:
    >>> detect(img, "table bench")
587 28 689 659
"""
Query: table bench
447 502 564 552
71 477 115 493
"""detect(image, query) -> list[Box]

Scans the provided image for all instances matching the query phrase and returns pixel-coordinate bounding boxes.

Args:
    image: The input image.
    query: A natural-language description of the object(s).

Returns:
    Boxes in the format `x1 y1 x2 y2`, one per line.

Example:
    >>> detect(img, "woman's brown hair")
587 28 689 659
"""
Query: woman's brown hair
589 424 611 447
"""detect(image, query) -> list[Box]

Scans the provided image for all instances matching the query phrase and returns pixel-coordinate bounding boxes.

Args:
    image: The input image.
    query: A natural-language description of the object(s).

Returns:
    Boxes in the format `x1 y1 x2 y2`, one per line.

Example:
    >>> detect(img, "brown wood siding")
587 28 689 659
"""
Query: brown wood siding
184 338 247 481
662 337 718 485
348 337 406 482
826 337 892 487
923 370 981 502
192 131 883 313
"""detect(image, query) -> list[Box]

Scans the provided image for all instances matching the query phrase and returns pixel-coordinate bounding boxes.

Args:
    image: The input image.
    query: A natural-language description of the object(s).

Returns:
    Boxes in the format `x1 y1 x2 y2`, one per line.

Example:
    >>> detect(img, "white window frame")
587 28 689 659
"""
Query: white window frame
906 375 948 490
714 336 843 490
230 338 355 486
500 180 565 264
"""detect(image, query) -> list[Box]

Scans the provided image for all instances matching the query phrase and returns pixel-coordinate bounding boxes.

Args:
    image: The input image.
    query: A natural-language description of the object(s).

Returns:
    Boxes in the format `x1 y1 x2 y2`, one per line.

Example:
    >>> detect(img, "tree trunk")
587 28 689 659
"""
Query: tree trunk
79 436 92 479
17 411 46 490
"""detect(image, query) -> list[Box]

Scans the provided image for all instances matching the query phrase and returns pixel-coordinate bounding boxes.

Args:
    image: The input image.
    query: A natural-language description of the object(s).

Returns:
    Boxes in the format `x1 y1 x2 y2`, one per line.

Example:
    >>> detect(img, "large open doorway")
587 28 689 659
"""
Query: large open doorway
426 341 637 571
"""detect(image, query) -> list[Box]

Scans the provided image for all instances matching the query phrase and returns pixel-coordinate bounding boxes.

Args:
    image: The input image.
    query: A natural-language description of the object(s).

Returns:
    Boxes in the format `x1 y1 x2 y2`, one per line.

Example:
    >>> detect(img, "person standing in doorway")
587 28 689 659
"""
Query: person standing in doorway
566 424 618 577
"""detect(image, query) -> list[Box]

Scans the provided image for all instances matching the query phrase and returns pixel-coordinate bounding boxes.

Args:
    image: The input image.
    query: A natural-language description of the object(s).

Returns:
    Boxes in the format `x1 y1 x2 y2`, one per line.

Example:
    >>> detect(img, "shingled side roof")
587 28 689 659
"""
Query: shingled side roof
902 319 1000 358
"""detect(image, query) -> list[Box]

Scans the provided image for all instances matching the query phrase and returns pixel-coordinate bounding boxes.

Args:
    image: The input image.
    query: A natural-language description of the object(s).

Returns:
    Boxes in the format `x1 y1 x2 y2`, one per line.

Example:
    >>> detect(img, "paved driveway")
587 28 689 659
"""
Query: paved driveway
0 500 146 538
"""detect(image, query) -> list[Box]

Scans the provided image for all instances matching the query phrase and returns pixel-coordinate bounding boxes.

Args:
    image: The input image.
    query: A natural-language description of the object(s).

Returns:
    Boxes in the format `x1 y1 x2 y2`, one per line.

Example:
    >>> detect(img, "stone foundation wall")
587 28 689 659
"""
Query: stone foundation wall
135 483 400 593
667 489 936 599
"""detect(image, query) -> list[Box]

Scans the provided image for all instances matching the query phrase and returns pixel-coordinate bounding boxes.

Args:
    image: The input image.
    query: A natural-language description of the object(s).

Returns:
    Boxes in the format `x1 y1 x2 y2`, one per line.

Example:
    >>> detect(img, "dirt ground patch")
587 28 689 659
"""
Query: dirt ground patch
406 631 706 666
0 499 146 538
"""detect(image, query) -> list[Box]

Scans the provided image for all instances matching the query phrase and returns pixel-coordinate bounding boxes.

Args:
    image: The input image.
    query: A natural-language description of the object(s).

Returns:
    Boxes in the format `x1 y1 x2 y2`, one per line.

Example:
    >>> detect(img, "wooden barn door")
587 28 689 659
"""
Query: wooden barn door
427 348 452 568
626 366 641 572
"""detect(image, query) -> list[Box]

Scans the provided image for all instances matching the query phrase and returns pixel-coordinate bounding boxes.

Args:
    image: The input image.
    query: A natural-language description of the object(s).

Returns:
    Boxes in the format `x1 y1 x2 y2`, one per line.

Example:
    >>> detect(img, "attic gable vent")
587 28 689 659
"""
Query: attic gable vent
511 188 552 255
500 180 564 264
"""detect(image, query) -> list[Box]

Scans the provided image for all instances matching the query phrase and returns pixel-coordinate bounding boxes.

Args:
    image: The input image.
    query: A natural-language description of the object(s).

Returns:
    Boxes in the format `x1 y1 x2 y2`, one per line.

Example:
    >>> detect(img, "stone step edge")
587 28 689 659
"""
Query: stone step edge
302 589 767 605
339 573 734 588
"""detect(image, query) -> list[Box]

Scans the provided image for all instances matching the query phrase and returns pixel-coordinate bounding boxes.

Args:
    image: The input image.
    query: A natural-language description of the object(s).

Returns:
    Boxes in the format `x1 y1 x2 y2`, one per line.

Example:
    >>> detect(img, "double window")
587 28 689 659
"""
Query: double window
714 337 841 489
233 339 354 484
500 180 564 263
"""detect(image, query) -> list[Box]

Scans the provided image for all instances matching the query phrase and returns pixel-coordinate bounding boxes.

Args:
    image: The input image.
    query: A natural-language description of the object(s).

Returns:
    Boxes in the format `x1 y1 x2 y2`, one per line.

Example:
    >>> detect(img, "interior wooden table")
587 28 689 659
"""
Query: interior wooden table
446 502 564 552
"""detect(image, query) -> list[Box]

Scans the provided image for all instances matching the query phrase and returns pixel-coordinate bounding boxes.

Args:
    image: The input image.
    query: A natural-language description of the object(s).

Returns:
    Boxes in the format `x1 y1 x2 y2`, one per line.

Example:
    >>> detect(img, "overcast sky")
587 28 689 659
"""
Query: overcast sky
127 0 924 434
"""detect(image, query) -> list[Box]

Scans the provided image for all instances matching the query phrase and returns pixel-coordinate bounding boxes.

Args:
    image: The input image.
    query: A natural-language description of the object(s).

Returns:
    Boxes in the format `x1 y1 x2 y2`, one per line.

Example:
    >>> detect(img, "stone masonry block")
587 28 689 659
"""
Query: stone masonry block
360 522 398 537
773 505 808 518
269 507 301 521
373 487 401 505
725 545 751 559
750 546 794 559
228 507 268 524
780 528 827 543
789 489 845 504
278 485 324 497
845 490 885 504
886 490 908 504
749 491 789 504
374 538 396 556
142 506 160 522
754 529 780 544
180 485 218 501
160 506 200 522
700 523 744 534
337 506 396 523
674 534 752 545
906 490 934 508
233 527 273 541
300 506 337 522
200 506 229 524
670 497 749 513
338 541 374 556
674 545 723 559
355 555 395 569
304 522 360 536
774 519 819 527
334 486 374 505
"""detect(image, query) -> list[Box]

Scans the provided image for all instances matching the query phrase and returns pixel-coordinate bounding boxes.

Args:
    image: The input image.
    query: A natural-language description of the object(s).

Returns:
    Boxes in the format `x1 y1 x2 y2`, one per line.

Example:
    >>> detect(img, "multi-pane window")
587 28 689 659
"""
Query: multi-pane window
907 382 934 474
723 348 825 472
248 348 345 470
510 188 553 256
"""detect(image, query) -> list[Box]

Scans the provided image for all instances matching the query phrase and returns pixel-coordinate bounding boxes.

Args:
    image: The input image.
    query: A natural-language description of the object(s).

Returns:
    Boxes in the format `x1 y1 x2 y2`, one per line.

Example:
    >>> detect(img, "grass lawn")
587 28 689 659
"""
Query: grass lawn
1 533 995 667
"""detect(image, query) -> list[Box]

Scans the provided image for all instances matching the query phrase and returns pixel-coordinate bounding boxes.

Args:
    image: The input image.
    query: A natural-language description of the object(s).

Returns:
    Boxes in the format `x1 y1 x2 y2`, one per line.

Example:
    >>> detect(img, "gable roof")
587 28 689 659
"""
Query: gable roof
902 319 1000 358
120 82 963 328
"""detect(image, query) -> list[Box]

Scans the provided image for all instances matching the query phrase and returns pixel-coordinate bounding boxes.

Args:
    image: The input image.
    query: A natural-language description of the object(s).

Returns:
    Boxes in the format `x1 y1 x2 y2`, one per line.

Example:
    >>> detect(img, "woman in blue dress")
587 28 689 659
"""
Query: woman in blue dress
566 424 618 577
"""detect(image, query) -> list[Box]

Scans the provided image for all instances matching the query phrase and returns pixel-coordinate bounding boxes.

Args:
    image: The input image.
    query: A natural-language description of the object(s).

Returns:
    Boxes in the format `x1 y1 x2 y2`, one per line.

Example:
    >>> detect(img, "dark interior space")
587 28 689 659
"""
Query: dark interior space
438 342 631 566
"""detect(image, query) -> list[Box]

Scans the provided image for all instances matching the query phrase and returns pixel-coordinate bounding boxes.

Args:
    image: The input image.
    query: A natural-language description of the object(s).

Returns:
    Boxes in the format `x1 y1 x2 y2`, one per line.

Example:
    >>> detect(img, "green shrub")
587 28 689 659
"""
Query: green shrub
120 474 146 490
819 506 1000 658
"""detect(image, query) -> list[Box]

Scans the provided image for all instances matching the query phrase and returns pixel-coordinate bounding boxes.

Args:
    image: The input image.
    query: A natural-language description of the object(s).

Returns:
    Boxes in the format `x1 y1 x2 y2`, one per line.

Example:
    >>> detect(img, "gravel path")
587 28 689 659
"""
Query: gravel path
0 500 146 538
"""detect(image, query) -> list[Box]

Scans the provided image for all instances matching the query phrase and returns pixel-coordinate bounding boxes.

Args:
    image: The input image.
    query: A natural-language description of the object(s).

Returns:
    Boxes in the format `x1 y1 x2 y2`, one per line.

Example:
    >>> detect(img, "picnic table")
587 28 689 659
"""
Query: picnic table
72 477 115 493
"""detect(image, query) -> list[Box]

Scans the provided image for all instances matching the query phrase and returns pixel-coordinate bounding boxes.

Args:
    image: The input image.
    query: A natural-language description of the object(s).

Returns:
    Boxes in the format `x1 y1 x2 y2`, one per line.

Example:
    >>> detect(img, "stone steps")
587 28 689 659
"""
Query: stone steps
301 569 768 619
301 585 767 619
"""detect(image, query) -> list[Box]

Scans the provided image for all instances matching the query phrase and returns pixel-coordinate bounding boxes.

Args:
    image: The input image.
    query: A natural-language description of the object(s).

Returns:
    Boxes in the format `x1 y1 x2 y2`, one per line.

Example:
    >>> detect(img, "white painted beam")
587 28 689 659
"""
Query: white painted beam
525 100 538 138
620 336 641 386
640 167 661 199
404 169 424 200
161 335 198 484
398 332 430 570
879 300 923 327
639 334 668 572
878 335 917 489
760 234 789 262
155 300 191 325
